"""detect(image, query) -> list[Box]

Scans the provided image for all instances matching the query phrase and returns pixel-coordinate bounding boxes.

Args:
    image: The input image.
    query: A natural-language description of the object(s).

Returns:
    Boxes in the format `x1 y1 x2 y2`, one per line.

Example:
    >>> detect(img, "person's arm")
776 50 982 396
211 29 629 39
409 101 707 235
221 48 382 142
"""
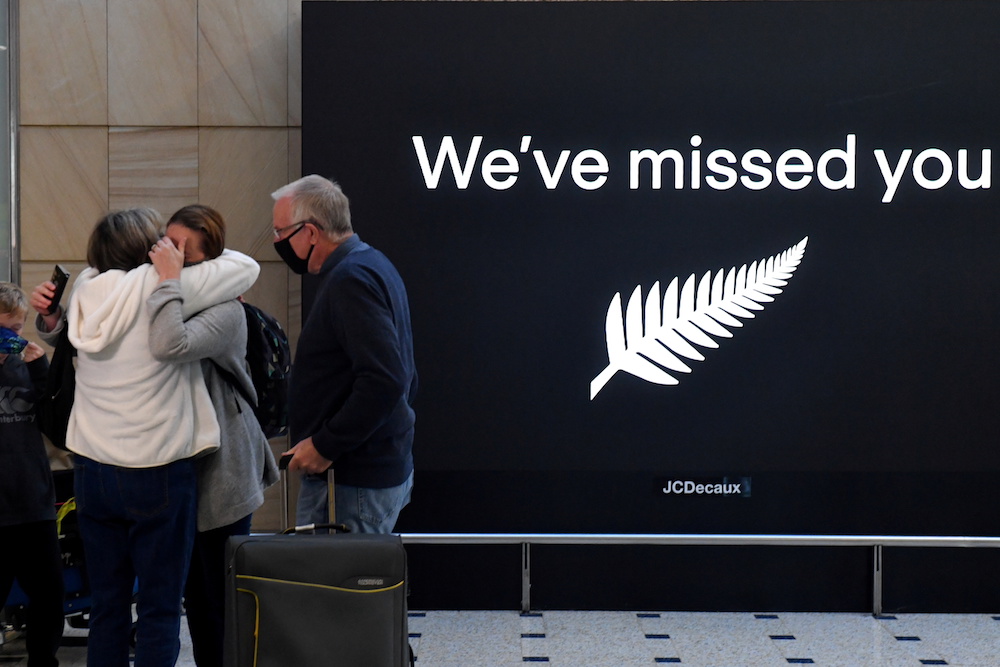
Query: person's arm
148 240 260 318
31 315 63 347
178 250 259 318
23 343 50 401
146 280 240 364
29 282 64 334
310 275 411 461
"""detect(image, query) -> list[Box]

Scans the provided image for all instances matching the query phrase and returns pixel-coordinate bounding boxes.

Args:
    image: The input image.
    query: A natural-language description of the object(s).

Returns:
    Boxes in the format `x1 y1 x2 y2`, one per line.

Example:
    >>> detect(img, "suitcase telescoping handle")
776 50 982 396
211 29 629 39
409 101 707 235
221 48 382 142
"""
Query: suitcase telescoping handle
278 463 350 534
280 522 350 535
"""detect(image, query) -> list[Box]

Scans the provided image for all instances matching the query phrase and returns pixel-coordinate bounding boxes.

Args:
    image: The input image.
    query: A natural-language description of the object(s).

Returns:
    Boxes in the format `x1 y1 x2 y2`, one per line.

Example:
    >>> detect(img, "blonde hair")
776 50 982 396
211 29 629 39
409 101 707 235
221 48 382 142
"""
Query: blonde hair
0 282 28 318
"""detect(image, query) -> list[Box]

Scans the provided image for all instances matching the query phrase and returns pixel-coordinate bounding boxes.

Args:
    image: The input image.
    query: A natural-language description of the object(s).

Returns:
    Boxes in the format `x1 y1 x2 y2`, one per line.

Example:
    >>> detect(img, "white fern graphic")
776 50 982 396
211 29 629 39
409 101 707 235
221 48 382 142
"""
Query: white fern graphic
590 237 809 400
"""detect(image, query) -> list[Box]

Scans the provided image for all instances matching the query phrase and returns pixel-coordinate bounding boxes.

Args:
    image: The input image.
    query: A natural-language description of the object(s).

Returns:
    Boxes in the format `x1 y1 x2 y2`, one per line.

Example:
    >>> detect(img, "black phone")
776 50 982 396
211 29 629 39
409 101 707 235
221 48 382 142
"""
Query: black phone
48 265 70 315
279 453 293 470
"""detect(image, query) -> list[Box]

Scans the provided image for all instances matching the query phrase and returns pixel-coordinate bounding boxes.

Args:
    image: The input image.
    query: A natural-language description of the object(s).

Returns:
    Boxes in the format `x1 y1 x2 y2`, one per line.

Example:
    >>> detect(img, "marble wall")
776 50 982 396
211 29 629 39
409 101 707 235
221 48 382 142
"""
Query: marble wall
17 0 323 530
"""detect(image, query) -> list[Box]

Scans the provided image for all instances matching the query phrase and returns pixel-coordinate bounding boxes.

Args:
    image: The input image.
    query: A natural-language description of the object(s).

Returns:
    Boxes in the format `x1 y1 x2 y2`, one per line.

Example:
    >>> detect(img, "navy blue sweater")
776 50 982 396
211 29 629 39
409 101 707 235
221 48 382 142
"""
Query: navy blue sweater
289 234 417 488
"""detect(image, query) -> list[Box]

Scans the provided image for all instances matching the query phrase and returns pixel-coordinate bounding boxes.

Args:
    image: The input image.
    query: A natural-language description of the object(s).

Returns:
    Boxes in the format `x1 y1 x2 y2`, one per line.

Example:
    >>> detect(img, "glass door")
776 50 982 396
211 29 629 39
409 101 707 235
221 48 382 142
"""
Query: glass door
0 0 13 282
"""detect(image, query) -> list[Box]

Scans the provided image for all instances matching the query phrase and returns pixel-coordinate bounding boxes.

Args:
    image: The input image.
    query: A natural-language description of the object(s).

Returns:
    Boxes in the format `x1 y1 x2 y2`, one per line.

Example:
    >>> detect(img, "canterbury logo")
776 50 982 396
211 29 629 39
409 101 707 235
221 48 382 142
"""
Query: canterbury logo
591 237 809 399
0 386 35 414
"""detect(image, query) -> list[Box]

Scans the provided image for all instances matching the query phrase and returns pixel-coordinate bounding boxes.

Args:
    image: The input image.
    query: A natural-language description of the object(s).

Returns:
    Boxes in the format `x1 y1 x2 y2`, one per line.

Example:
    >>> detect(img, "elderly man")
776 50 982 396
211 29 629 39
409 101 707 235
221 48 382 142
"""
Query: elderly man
273 175 417 533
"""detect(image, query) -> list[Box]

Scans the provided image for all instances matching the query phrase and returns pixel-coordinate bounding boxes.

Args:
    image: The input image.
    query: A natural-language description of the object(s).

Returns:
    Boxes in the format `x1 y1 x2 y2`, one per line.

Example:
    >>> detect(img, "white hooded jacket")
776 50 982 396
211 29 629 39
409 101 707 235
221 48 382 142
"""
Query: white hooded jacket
65 250 260 468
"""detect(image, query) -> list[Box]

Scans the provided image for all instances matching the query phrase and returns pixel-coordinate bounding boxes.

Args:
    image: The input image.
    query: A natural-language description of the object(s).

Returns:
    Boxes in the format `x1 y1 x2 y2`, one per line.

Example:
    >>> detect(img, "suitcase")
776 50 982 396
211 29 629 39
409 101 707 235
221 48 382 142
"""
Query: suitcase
224 469 411 667
224 532 409 666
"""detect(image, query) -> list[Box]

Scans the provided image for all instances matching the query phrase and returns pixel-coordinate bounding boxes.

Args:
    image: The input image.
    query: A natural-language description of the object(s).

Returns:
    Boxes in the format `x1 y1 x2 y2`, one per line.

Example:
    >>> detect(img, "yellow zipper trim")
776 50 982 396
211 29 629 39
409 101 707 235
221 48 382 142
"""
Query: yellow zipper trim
236 574 404 595
235 588 262 667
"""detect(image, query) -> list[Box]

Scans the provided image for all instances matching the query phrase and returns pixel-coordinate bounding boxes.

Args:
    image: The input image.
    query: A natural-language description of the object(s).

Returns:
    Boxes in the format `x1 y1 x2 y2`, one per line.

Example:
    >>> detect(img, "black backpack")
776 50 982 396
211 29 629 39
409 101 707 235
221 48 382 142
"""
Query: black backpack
216 302 291 439
36 325 76 450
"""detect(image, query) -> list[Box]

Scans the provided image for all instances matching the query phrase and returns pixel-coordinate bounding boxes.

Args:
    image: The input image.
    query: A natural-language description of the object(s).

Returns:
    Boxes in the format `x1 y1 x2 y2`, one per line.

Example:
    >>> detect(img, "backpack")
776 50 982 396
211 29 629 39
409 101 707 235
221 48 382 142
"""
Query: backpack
216 301 291 439
36 325 76 450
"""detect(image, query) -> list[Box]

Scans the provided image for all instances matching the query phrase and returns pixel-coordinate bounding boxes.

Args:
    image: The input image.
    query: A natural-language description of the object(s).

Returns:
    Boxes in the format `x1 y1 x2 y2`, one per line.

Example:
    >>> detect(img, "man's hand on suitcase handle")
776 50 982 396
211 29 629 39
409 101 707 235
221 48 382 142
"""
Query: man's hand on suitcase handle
281 437 333 475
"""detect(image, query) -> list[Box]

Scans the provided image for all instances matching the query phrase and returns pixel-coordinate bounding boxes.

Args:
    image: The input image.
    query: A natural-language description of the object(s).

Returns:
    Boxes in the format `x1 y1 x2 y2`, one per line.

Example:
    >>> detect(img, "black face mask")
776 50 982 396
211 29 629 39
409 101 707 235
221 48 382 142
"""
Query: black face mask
273 224 314 275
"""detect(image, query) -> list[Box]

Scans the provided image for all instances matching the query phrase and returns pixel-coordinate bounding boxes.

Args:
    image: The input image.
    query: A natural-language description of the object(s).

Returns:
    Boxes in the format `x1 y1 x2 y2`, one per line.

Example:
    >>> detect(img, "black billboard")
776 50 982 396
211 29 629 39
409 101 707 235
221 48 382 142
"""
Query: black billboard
303 1 1000 610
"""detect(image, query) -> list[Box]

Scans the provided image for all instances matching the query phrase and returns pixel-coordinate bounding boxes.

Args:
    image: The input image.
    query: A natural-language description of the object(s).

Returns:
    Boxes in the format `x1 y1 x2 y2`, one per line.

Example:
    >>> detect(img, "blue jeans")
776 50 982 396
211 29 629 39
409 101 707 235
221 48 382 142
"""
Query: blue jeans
74 456 197 667
296 471 413 533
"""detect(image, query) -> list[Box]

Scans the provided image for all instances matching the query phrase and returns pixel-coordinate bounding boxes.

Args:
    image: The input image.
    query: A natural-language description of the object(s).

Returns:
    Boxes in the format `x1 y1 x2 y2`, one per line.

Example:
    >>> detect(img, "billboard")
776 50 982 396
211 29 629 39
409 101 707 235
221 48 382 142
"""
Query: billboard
304 1 1000 609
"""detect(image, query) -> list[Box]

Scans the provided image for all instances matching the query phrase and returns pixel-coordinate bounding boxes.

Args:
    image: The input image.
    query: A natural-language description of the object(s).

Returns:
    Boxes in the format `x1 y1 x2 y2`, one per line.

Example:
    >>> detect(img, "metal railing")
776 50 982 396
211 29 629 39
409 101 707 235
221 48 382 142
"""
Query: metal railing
398 533 1000 615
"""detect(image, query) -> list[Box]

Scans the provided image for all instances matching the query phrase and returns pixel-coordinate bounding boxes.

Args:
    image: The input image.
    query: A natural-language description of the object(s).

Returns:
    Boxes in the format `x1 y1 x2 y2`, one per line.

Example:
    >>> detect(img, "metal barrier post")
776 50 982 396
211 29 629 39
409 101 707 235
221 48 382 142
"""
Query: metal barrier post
280 471 289 532
872 544 883 617
522 542 531 613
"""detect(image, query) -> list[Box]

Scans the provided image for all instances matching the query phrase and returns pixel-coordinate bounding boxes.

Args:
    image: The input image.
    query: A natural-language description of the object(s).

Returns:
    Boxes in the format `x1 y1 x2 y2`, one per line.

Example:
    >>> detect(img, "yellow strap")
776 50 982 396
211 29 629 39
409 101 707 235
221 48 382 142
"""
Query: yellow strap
236 588 262 667
55 498 76 536
235 578 400 666
236 574 404 595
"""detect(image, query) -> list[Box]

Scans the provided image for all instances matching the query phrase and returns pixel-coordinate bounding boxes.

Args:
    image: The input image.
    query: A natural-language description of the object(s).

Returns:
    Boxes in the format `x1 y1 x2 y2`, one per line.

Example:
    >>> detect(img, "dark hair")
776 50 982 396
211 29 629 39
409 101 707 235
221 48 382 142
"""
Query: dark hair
167 204 226 260
86 208 162 273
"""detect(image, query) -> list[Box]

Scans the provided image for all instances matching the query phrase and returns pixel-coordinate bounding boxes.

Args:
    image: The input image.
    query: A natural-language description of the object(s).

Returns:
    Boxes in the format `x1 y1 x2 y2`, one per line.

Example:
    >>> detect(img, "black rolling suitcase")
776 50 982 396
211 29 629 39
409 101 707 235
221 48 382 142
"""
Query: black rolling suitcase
224 471 410 667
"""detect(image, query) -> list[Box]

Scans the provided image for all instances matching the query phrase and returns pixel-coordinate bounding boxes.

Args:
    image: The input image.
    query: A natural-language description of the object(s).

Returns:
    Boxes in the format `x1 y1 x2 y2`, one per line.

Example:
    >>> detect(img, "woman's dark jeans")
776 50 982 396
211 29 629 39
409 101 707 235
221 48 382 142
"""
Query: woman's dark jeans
184 514 252 667
74 456 196 667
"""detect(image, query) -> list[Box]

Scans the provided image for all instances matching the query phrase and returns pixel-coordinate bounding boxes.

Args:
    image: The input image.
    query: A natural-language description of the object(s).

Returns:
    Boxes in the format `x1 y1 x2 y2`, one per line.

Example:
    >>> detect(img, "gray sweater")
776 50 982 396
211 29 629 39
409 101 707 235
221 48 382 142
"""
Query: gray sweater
147 280 278 531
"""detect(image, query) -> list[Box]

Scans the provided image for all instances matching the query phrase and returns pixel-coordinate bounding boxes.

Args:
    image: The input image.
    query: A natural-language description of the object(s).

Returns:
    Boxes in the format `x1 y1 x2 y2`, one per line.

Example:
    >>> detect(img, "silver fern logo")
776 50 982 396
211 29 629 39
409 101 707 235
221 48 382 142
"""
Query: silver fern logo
590 237 809 399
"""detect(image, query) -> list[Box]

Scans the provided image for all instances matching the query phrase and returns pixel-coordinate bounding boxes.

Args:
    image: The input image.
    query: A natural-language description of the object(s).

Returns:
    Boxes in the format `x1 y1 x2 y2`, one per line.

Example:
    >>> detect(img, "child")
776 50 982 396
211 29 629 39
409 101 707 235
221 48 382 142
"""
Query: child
0 282 63 667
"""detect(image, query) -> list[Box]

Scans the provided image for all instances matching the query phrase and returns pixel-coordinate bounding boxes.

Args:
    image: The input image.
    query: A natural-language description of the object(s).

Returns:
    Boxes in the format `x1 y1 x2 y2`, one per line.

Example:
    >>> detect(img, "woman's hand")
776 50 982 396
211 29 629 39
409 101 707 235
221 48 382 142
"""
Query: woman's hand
149 237 185 282
29 282 63 332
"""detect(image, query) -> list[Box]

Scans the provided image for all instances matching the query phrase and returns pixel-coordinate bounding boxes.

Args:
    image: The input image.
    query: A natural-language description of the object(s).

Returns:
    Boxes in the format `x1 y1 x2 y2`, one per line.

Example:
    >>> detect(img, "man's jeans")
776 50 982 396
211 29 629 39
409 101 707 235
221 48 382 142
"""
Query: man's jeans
74 456 197 667
296 471 413 534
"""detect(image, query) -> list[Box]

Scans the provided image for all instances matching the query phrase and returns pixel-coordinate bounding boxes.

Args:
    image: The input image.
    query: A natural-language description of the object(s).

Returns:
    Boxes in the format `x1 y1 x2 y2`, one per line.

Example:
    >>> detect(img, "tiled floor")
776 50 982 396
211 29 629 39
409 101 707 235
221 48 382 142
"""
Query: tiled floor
4 610 1000 666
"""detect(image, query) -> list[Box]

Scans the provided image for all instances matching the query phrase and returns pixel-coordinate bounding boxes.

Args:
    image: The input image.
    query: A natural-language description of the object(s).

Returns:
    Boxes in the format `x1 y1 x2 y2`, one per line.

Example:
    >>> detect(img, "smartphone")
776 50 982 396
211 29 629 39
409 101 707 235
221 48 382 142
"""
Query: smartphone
47 265 70 315
279 452 293 470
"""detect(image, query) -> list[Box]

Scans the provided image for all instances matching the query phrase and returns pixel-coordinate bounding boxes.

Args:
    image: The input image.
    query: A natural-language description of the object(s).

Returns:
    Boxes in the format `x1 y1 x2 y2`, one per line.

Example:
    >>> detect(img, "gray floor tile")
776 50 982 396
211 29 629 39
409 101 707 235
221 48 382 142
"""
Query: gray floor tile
5 610 1000 666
